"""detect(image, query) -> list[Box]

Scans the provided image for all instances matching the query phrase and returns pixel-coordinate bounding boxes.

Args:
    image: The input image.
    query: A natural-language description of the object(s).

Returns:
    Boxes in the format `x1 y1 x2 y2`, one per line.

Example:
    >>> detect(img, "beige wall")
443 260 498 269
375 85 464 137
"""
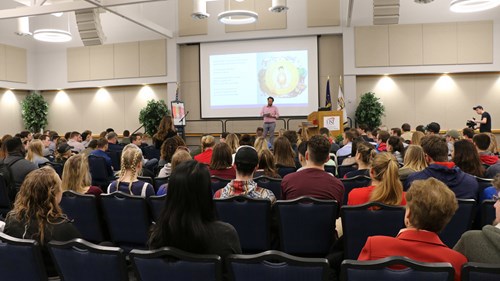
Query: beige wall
0 89 28 135
356 74 500 130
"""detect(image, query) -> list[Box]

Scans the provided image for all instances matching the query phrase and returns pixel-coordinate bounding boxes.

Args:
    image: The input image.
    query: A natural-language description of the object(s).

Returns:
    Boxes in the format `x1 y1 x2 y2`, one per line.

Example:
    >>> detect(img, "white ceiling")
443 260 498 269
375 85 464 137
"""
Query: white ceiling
0 0 499 51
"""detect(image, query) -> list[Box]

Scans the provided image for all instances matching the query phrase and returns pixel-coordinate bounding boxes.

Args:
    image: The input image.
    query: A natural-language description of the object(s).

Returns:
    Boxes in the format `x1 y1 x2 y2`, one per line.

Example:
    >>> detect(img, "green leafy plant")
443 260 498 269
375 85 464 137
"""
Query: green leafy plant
21 92 48 133
139 100 170 136
355 92 385 129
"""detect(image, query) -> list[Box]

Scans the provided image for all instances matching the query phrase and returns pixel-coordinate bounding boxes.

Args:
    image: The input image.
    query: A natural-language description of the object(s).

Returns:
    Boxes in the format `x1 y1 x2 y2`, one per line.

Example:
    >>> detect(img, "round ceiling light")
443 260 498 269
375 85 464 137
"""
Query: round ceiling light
218 10 258 25
33 29 72 43
450 0 500 13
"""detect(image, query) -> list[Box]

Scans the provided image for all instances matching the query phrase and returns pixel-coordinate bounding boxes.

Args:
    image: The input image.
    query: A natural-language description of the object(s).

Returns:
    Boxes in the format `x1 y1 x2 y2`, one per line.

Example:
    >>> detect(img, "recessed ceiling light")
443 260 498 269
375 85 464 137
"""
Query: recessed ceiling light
450 0 500 13
33 29 72 43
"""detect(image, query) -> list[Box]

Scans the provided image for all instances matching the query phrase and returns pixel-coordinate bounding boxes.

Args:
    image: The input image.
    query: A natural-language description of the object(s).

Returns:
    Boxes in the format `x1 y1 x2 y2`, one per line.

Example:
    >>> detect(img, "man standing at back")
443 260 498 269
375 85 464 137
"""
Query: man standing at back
260 97 279 147
470 105 492 133
405 135 478 200
281 135 344 204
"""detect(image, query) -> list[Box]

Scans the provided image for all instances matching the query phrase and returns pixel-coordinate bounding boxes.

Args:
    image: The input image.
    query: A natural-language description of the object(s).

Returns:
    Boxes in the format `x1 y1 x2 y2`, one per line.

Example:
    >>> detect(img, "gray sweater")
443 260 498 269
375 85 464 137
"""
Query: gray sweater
453 225 500 263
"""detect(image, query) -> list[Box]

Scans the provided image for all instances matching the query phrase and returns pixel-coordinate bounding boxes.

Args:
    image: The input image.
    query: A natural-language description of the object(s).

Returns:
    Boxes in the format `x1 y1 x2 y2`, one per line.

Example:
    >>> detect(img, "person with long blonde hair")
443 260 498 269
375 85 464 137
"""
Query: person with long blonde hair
348 152 406 206
61 154 102 195
255 149 280 178
107 144 154 197
254 137 270 154
194 135 216 164
399 145 428 181
411 131 425 146
225 133 239 154
4 167 81 277
25 139 49 167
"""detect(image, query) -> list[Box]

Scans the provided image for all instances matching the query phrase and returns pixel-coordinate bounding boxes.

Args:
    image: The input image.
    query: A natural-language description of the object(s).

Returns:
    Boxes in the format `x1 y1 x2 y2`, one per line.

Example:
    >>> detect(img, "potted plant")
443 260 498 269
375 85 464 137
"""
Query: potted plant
139 100 170 136
355 92 385 129
21 91 49 133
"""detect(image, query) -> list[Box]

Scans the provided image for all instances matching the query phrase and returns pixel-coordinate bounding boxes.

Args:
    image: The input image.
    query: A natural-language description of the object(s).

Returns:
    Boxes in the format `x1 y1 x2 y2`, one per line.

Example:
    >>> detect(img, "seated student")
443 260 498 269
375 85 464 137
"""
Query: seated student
194 135 215 165
121 130 131 145
62 154 102 196
90 138 114 173
358 178 467 281
158 135 186 175
390 127 402 137
454 187 500 263
214 146 276 203
149 160 241 257
401 123 413 142
425 122 441 136
399 145 427 182
283 130 301 167
209 143 236 179
479 173 500 201
411 131 425 146
25 139 49 167
405 135 478 200
107 144 155 197
462 127 475 141
336 129 355 158
254 149 281 178
254 137 270 153
67 131 85 153
473 133 500 168
282 136 344 204
55 142 73 166
344 142 375 178
156 149 192 196
273 136 297 170
225 133 239 155
4 167 81 278
387 136 404 166
415 125 425 133
2 137 38 198
357 124 374 142
348 152 406 206
106 132 123 152
376 130 390 152
453 140 485 177
445 129 461 159
80 130 92 148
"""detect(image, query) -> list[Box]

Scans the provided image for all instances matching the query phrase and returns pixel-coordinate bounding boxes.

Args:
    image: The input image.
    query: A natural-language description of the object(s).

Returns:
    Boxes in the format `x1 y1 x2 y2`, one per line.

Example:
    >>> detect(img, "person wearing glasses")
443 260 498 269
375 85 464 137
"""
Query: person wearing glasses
453 188 500 263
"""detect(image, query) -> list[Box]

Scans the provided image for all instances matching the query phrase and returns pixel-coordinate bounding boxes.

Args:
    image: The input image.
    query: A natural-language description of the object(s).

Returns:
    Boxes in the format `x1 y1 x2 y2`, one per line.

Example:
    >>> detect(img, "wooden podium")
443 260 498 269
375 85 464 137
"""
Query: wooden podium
308 110 344 137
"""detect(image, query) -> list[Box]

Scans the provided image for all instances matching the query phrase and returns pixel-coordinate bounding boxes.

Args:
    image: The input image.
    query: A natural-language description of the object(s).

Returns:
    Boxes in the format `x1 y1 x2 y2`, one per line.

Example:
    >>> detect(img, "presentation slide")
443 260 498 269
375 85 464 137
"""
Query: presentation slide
200 37 319 118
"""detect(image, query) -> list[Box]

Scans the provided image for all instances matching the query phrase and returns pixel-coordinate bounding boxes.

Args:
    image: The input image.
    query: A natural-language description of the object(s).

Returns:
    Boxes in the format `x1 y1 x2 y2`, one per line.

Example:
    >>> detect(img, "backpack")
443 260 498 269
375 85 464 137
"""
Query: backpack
0 158 23 202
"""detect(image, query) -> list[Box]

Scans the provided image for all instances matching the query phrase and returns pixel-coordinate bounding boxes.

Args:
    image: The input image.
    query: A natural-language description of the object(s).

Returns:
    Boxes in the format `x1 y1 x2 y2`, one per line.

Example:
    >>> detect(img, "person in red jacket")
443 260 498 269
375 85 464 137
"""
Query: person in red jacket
473 133 499 167
358 178 467 281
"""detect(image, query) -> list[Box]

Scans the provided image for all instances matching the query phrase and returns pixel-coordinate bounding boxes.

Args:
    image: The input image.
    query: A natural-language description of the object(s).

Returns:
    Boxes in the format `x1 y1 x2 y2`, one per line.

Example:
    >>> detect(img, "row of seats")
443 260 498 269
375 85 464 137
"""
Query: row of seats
1 232 498 281
59 191 495 259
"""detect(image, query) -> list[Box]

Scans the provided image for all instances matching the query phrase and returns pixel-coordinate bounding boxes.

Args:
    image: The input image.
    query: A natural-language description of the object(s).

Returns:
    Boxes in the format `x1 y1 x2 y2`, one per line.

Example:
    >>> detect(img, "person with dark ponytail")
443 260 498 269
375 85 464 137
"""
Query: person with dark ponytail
344 142 376 178
149 160 241 257
387 136 405 166
348 152 406 206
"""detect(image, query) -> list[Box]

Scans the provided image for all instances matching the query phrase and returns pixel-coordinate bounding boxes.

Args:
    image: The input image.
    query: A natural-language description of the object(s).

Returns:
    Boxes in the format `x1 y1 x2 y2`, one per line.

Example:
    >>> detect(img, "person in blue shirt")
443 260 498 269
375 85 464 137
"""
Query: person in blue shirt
90 138 114 174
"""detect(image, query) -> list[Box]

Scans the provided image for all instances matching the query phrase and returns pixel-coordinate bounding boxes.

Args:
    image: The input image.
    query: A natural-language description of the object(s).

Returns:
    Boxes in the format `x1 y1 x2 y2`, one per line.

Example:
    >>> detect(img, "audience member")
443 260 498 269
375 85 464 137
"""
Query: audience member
25 139 49 167
473 133 499 167
340 137 363 167
2 137 38 197
401 123 412 142
149 160 242 256
411 131 425 146
40 134 51 157
81 139 97 157
225 133 239 154
130 133 144 148
358 178 466 281
399 145 427 181
426 122 441 135
106 128 115 134
153 116 177 149
214 146 275 202
445 129 461 159
357 124 374 142
156 149 192 196
121 130 131 145
480 174 500 201
19 130 33 144
219 132 229 143
256 127 264 138
81 130 92 148
390 127 402 137
254 149 280 178
462 128 475 141
209 143 236 179
159 135 186 172
453 140 485 177
348 152 406 206
296 140 308 169
376 130 390 152
254 137 270 153
67 131 85 153
107 144 154 197
283 130 300 166
63 131 71 141
48 132 59 155
344 142 375 178
4 167 81 277
61 154 102 196
273 136 297 170
405 135 478 200
158 145 190 178
337 130 355 157
90 138 114 173
194 135 216 165
387 136 404 165
239 134 253 146
415 125 425 133
106 132 123 152
454 187 500 263
487 132 499 155
55 143 73 166
281 135 344 204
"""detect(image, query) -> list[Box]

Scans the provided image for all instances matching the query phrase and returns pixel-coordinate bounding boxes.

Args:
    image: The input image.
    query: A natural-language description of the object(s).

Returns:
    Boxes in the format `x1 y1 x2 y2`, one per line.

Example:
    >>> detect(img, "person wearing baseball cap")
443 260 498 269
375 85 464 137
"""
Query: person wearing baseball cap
470 105 492 133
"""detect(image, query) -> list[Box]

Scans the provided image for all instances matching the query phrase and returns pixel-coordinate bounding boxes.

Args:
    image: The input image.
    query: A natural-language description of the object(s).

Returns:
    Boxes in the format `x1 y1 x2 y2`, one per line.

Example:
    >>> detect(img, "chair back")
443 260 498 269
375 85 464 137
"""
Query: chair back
154 176 169 192
336 155 349 166
60 190 106 243
475 176 494 192
253 176 282 200
227 250 329 281
338 163 358 178
138 176 154 185
100 192 152 249
341 256 454 281
340 175 372 205
278 167 296 178
0 174 12 217
39 161 64 178
48 238 128 281
324 165 336 176
142 145 161 160
130 247 222 281
439 199 476 248
276 197 338 256
211 176 231 195
88 155 113 187
341 202 406 259
461 262 500 281
148 194 167 222
479 200 496 228
0 233 47 281
106 150 122 172
214 196 271 253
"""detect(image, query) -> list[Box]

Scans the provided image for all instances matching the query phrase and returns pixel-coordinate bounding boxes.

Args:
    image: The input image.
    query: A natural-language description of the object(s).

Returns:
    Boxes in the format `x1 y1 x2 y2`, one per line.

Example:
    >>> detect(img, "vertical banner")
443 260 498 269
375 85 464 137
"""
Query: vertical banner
171 101 186 126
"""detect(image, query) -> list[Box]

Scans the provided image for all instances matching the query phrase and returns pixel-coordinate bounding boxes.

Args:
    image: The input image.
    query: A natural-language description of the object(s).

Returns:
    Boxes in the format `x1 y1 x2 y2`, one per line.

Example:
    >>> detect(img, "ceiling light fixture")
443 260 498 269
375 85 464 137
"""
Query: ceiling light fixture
218 10 258 25
33 29 72 43
450 0 500 13
269 0 289 13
